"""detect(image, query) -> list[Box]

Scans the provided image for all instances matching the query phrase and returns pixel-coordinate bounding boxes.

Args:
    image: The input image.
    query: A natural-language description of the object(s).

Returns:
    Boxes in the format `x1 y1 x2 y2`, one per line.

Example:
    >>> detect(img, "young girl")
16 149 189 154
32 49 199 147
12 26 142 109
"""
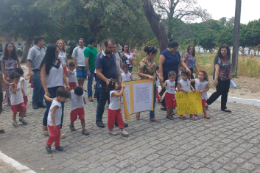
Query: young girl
161 71 177 120
67 62 77 90
191 70 210 119
107 79 128 137
155 65 161 103
121 65 133 83
177 70 196 119
44 86 69 154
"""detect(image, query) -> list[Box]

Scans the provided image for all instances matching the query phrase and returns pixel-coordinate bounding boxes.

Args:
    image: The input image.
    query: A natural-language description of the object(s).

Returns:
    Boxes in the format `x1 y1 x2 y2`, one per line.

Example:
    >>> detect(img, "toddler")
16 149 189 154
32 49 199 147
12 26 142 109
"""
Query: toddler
67 62 77 90
121 64 133 83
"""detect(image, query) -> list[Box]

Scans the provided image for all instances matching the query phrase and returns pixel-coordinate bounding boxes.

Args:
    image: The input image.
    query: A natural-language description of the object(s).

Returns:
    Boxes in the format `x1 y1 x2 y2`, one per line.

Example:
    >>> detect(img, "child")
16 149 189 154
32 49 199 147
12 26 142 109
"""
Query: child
155 65 161 103
191 70 210 119
69 86 89 135
130 48 135 58
161 71 177 120
177 70 196 119
121 65 133 83
9 72 27 127
14 68 30 117
44 86 69 154
107 79 128 137
67 62 77 90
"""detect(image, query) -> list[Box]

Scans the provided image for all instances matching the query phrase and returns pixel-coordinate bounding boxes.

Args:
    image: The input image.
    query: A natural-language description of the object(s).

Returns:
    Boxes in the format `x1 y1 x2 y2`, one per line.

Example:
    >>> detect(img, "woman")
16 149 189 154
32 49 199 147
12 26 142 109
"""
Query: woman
135 45 159 122
56 39 69 76
207 44 232 112
40 44 70 137
1 43 21 106
120 44 135 73
183 45 199 88
159 40 190 110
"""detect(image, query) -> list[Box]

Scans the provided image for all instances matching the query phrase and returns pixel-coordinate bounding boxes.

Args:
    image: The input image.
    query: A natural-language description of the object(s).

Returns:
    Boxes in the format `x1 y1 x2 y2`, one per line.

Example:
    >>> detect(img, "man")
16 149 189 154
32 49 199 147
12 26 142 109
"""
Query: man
27 36 46 109
84 37 98 102
72 38 86 89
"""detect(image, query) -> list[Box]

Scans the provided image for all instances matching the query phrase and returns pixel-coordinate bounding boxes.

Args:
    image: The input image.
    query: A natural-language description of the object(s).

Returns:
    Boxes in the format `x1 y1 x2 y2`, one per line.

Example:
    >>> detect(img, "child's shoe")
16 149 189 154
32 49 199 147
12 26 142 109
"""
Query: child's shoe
19 118 27 125
109 130 117 136
55 146 64 151
204 115 210 119
12 121 18 127
45 145 52 154
121 129 129 137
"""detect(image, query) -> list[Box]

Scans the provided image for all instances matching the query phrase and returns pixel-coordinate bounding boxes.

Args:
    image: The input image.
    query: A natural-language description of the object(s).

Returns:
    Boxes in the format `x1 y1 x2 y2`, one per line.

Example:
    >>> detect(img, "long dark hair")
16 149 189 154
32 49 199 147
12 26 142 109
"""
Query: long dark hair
168 38 179 48
217 44 230 60
106 79 118 92
122 44 129 53
3 43 18 60
187 45 195 57
144 45 157 55
40 44 58 75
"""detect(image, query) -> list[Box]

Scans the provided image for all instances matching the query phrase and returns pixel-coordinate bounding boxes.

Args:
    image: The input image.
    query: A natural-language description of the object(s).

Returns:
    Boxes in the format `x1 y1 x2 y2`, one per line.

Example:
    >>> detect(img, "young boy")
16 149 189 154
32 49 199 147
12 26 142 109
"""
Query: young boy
44 86 69 154
67 62 77 90
69 86 89 135
9 72 27 127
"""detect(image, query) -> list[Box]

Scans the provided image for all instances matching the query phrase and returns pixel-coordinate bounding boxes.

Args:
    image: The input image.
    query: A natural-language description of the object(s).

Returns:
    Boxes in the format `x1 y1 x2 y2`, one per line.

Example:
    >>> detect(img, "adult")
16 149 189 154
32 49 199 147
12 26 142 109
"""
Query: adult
84 37 98 102
135 46 159 122
56 39 69 76
27 36 46 109
72 38 86 88
1 43 21 106
183 45 199 88
207 44 232 113
159 40 191 110
113 44 124 85
40 44 70 137
120 44 134 73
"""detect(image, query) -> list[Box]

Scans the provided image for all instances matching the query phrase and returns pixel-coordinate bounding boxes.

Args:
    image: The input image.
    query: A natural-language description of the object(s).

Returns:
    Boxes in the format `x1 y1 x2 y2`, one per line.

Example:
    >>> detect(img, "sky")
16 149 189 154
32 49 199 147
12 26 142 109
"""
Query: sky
197 0 260 24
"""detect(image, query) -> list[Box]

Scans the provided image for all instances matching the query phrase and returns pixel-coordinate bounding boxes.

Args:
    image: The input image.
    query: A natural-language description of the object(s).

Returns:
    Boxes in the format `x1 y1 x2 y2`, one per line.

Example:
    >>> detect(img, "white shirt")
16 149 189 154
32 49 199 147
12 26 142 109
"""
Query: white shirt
121 72 131 83
125 53 133 67
165 80 176 94
195 78 208 100
72 46 86 66
19 77 27 96
10 83 24 105
68 70 76 83
47 99 62 126
178 79 191 92
70 90 86 111
109 90 120 110
46 61 64 88
58 51 67 66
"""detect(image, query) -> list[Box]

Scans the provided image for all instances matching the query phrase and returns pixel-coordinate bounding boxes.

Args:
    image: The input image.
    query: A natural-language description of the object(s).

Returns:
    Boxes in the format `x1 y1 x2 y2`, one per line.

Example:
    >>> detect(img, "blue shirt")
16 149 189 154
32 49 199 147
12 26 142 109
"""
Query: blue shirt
95 51 118 89
161 49 181 74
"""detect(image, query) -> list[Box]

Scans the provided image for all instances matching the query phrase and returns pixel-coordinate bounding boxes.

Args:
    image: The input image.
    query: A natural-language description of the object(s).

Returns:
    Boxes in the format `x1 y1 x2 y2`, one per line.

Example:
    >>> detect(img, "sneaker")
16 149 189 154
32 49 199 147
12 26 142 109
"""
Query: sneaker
55 146 64 151
109 130 117 136
45 145 52 154
89 96 93 102
121 129 129 137
19 118 27 125
12 121 18 127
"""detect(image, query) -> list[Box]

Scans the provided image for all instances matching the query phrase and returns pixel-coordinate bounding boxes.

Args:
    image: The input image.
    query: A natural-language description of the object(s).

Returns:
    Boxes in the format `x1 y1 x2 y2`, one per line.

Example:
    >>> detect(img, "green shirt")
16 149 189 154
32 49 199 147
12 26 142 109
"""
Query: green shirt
84 45 98 70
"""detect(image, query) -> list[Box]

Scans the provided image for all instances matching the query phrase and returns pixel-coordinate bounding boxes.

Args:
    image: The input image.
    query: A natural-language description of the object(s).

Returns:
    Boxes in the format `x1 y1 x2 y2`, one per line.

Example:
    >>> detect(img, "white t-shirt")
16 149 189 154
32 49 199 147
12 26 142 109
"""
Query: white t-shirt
121 72 131 83
45 61 64 88
58 51 67 66
68 70 76 83
195 78 208 100
178 79 191 92
47 99 62 126
70 90 86 111
19 77 27 96
109 90 120 110
72 46 86 67
10 83 24 105
165 80 176 94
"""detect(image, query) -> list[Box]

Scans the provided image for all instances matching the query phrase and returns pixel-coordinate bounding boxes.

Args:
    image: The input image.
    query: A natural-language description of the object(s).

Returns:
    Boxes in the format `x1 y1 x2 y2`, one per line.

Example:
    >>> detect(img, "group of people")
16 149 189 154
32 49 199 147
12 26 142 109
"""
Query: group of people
0 36 233 154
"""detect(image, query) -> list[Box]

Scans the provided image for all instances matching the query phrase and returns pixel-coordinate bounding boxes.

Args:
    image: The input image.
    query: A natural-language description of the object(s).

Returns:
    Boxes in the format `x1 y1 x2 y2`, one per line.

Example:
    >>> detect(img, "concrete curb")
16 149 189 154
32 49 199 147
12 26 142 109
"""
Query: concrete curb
0 151 35 173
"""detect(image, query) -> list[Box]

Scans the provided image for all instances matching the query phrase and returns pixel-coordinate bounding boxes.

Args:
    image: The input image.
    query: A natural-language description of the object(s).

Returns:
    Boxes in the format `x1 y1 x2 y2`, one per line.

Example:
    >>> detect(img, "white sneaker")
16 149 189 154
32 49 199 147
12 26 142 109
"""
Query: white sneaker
121 129 129 137
109 130 117 135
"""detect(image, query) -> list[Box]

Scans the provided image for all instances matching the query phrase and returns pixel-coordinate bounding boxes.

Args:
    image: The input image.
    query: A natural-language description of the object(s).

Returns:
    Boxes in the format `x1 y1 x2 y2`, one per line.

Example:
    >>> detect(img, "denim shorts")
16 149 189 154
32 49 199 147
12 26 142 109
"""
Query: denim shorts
76 66 87 80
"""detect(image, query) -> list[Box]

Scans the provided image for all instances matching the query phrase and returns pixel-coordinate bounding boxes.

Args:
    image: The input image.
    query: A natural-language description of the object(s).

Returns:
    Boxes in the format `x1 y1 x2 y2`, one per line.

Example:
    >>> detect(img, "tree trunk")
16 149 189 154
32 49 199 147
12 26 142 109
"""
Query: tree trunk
21 38 33 63
167 15 174 39
143 0 168 52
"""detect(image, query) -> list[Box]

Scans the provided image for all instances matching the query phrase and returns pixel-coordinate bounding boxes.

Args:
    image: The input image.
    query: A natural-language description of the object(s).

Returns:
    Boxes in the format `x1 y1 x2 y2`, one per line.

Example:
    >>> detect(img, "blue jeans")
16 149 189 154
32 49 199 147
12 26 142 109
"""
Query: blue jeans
43 86 64 129
31 70 44 104
94 84 99 97
149 84 156 119
87 69 95 97
96 88 109 121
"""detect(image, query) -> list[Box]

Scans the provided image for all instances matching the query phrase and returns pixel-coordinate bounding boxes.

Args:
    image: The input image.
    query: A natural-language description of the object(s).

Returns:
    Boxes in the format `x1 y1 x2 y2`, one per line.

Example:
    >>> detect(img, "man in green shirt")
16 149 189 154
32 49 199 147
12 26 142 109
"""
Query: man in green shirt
84 37 98 102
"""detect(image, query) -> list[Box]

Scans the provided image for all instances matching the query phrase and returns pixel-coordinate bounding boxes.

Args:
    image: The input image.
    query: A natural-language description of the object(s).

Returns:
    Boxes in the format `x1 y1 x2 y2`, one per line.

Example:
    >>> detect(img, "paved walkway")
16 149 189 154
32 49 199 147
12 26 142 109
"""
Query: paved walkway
1 82 260 173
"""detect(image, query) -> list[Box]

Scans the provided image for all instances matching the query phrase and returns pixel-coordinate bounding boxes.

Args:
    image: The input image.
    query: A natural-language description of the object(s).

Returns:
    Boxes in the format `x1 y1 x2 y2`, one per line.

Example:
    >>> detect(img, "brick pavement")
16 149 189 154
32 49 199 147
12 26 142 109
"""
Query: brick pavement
1 81 260 172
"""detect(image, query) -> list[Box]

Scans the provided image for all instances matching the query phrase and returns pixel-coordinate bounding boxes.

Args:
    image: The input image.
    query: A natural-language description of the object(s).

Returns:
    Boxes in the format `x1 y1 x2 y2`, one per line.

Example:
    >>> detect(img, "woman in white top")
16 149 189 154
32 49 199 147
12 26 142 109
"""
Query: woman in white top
120 44 135 73
40 44 70 137
56 39 69 76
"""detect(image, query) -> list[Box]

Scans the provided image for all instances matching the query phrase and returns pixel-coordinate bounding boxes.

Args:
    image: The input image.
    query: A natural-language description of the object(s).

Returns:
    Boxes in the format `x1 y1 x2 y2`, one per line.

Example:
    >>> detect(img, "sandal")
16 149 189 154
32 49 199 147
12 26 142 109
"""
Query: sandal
82 130 89 136
150 118 160 122
221 109 232 113
204 115 210 119
166 115 174 120
69 124 76 131
160 107 167 111
0 129 5 133
179 115 186 119
190 114 197 120
136 113 140 120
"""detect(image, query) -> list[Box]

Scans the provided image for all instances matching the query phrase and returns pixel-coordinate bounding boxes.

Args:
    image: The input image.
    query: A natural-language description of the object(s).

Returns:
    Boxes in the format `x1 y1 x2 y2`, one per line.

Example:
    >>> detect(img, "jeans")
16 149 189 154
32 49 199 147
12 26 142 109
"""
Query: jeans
31 70 44 105
43 86 65 129
96 88 109 121
94 84 99 98
207 79 230 110
87 69 95 97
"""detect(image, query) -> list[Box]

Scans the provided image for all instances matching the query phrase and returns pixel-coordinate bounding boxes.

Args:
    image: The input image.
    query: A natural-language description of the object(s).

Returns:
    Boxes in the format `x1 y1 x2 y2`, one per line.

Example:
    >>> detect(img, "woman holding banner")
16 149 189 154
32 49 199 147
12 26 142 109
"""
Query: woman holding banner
159 39 191 110
135 46 159 122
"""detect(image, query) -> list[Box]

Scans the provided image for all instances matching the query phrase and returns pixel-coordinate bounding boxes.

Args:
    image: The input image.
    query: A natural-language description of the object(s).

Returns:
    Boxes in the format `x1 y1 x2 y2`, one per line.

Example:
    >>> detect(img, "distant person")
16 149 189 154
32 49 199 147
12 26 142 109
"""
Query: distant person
27 36 46 109
121 65 133 83
56 39 69 76
113 44 124 85
120 44 134 72
67 62 77 90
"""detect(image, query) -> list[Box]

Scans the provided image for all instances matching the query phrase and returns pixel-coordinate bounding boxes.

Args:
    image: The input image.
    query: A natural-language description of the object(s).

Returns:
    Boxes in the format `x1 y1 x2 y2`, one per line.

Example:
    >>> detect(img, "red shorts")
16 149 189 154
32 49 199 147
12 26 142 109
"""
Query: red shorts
69 82 77 90
70 107 85 121
11 102 26 114
165 92 176 108
63 66 67 75
23 96 28 105
202 99 207 106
